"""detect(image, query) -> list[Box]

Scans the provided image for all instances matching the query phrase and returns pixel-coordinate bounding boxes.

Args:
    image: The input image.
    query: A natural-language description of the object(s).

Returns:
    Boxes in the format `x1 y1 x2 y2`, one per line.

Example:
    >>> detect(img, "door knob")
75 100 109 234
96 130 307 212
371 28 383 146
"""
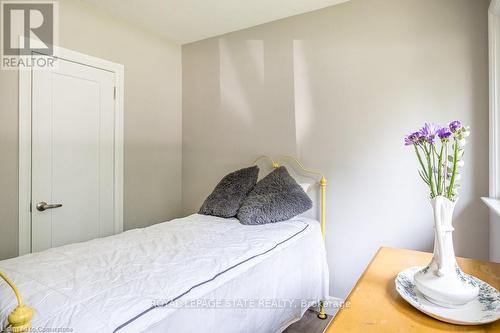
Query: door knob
36 202 63 211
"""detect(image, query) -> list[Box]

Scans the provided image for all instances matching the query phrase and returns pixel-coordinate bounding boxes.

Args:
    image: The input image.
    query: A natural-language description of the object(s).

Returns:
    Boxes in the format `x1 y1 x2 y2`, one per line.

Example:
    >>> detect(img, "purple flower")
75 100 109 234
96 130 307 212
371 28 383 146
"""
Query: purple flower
404 131 421 146
449 120 462 133
437 127 452 140
419 123 439 144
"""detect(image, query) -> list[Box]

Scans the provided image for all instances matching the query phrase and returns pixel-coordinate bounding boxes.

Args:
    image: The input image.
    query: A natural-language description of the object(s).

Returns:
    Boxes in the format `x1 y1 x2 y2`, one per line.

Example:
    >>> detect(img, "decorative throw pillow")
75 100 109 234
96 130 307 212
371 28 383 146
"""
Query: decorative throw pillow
237 166 312 225
199 166 259 218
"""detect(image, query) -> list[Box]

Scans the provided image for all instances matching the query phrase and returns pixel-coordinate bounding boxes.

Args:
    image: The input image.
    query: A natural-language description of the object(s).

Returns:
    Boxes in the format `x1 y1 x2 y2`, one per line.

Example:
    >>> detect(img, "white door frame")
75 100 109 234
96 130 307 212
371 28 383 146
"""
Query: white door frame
489 0 500 199
19 45 124 255
482 0 500 262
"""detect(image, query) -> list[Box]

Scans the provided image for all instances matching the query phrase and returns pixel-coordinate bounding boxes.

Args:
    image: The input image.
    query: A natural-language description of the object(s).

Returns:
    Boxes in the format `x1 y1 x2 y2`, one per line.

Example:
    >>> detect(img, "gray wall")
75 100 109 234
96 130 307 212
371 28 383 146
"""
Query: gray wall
0 0 183 259
182 0 490 298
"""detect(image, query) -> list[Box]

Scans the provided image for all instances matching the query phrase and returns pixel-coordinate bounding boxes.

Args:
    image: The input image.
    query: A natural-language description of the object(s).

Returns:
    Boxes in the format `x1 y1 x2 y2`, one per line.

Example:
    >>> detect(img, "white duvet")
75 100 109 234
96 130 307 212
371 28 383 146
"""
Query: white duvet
0 214 326 333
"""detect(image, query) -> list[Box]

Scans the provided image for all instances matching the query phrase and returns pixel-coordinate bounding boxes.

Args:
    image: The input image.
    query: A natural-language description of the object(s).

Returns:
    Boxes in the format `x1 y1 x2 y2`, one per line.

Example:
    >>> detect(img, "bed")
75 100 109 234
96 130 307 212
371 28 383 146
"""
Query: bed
0 156 330 333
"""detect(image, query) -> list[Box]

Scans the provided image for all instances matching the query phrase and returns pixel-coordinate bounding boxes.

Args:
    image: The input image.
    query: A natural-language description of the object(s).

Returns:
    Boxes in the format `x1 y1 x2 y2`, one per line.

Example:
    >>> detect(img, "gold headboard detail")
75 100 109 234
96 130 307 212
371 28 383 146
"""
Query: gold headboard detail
251 155 329 320
254 155 327 238
277 155 327 240
252 155 280 169
278 155 324 179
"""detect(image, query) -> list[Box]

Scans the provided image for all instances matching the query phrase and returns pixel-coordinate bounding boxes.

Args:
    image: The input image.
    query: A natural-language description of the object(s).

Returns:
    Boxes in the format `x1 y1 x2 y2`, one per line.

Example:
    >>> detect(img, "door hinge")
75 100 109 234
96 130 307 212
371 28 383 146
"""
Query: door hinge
113 86 116 100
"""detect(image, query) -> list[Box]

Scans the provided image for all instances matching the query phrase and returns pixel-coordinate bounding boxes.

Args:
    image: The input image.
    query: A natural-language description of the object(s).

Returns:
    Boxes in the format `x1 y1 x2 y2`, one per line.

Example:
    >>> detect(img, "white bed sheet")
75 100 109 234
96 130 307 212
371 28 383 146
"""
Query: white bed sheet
0 214 328 333
145 217 328 333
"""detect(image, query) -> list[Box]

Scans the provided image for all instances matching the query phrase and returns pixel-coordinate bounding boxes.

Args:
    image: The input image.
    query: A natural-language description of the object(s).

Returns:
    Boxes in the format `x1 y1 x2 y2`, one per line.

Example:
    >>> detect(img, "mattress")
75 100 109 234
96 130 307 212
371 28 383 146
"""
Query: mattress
0 214 329 333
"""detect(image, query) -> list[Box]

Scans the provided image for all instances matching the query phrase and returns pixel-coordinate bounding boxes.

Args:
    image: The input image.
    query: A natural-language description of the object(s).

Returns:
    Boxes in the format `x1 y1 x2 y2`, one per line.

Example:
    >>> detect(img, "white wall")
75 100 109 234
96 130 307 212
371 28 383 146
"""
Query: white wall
0 0 183 259
182 0 490 297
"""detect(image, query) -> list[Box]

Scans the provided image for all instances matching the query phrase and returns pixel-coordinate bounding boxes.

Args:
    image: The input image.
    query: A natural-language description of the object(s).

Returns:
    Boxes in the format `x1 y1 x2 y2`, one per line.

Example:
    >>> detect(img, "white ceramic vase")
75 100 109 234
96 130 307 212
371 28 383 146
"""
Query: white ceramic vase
413 196 479 308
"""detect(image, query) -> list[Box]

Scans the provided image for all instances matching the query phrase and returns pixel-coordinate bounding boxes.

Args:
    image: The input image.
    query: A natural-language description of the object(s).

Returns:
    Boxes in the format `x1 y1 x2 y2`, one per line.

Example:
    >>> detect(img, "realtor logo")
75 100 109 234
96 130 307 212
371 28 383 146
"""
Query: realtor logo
1 1 58 69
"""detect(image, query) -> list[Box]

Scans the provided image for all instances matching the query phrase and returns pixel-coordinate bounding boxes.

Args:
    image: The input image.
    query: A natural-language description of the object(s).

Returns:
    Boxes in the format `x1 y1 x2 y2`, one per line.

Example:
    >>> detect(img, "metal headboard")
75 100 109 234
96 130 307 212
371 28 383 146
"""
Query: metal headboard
252 155 328 320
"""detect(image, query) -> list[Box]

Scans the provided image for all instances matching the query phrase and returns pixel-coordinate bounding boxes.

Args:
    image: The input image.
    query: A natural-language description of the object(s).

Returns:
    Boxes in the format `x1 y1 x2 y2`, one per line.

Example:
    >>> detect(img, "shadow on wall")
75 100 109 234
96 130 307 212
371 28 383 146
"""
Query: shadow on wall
182 0 489 298
291 27 488 297
182 36 297 214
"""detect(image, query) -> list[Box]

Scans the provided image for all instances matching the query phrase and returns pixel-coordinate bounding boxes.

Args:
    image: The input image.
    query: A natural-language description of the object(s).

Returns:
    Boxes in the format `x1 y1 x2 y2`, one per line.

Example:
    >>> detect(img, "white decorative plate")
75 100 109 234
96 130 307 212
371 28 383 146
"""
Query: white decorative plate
395 266 500 325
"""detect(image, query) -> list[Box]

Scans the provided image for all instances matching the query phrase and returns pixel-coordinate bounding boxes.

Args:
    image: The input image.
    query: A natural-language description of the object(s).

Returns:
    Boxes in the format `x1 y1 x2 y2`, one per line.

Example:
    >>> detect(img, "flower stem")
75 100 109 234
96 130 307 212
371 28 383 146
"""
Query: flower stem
437 144 444 195
443 142 448 193
424 144 436 198
431 145 438 192
447 140 459 199
414 144 428 179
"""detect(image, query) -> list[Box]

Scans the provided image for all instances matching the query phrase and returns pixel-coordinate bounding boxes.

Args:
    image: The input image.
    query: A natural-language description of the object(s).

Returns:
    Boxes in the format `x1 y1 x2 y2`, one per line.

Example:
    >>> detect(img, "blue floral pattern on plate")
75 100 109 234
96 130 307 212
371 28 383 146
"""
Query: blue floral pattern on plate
395 266 500 325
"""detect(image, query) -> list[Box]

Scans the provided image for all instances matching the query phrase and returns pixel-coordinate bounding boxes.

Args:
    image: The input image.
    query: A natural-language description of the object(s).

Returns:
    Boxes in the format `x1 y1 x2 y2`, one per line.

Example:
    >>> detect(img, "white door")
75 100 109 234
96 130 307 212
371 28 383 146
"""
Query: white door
31 58 116 252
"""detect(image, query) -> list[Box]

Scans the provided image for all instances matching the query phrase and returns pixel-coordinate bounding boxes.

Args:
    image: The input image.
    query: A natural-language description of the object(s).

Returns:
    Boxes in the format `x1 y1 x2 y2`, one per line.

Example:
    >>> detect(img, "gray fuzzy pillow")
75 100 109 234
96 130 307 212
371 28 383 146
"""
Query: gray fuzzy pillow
199 166 259 218
237 166 312 225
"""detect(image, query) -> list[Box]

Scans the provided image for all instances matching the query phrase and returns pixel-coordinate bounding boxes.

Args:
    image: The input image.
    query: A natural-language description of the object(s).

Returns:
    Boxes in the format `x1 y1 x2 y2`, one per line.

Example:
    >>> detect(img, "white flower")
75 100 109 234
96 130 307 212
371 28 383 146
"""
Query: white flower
458 138 466 147
457 160 465 167
455 173 461 181
463 130 470 137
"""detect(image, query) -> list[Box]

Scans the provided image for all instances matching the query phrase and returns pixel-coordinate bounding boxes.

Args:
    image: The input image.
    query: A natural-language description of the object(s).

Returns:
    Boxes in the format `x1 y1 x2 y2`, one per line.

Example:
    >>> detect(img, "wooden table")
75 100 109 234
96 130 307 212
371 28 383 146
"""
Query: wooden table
326 247 500 332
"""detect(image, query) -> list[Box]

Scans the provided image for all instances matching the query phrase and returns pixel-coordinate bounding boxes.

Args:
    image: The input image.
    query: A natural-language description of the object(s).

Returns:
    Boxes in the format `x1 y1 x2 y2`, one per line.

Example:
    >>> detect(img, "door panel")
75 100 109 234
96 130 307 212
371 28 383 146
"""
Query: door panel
31 58 116 252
